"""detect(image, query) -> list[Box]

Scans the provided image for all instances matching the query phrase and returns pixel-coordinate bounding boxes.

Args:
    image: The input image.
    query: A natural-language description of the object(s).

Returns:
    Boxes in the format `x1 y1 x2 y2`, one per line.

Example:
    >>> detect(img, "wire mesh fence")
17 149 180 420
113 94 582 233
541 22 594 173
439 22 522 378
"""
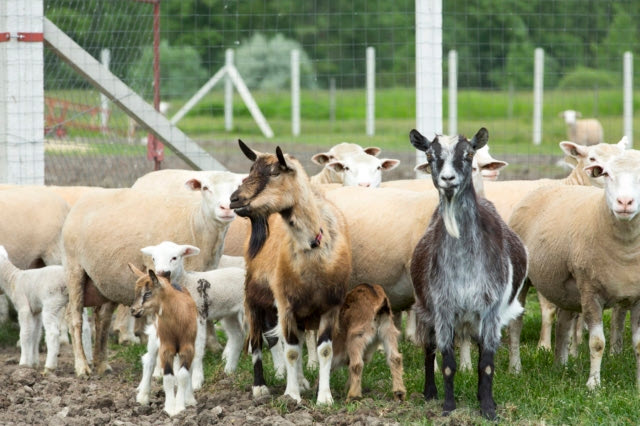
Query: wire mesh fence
31 1 640 186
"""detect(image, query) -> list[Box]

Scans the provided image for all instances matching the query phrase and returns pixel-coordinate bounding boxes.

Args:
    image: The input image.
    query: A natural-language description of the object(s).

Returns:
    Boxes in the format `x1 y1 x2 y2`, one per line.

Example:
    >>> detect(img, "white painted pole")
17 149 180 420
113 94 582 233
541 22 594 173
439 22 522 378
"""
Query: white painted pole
170 66 226 125
100 48 111 134
533 47 544 145
366 46 375 136
226 64 274 138
291 49 300 136
448 50 457 136
624 51 633 148
0 0 45 184
415 0 443 167
224 49 234 131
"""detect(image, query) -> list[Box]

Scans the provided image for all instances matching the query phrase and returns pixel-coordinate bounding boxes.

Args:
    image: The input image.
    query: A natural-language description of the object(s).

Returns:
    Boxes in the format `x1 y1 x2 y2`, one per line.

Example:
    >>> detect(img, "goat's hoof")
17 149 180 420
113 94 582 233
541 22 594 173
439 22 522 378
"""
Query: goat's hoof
192 374 204 390
42 367 55 376
306 361 318 370
185 396 197 407
316 390 333 406
481 405 497 421
252 385 270 398
96 363 113 375
164 406 183 417
74 363 92 377
393 390 406 401
442 401 456 416
346 394 362 403
299 378 310 391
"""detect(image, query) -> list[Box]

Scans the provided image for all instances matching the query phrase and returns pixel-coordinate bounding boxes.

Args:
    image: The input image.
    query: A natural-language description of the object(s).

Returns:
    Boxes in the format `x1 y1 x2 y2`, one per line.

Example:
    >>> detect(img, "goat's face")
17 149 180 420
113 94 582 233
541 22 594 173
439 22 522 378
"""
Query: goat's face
585 151 640 221
230 140 300 218
410 128 488 200
129 264 166 318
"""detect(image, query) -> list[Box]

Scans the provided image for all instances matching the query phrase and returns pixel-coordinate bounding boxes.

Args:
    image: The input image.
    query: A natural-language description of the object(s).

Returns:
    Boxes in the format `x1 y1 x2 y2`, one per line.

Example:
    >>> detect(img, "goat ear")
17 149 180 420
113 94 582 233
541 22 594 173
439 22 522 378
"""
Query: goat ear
181 245 200 257
380 159 401 171
363 146 381 157
311 153 331 165
409 129 431 152
470 128 489 150
128 263 145 278
275 146 291 171
148 269 164 289
559 141 587 159
238 139 258 162
414 162 432 175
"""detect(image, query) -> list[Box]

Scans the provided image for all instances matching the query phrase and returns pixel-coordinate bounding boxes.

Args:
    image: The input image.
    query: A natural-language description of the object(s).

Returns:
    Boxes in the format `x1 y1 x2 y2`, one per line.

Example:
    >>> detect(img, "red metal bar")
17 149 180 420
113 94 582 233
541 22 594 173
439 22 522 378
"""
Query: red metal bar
146 0 164 170
0 33 9 42
18 32 44 42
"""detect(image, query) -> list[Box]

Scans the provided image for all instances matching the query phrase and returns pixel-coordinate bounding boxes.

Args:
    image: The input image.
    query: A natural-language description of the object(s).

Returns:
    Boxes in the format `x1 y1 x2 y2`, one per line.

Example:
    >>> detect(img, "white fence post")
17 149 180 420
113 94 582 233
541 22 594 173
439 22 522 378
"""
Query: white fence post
0 0 45 184
100 48 111 134
366 46 375 136
415 0 443 167
291 49 300 136
224 48 234 131
448 49 457 136
624 51 633 148
532 47 544 145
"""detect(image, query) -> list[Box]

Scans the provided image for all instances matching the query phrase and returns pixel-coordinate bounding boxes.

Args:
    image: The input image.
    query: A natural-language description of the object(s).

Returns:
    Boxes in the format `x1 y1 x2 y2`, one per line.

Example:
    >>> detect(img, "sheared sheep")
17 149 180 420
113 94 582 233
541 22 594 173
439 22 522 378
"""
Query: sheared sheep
310 142 381 185
560 109 604 146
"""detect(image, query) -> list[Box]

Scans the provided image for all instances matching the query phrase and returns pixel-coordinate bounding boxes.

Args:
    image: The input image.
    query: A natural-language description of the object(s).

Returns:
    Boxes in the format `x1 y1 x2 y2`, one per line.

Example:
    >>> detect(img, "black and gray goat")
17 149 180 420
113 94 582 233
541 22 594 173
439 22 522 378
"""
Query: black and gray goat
409 128 527 420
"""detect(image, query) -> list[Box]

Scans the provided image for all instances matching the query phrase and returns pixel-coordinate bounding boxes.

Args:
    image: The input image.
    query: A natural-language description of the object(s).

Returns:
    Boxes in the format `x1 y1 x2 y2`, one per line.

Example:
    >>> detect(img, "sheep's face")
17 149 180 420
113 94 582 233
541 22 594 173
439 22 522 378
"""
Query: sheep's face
230 141 301 218
409 128 488 201
475 145 507 181
327 152 400 188
586 151 640 221
185 172 245 223
130 269 166 318
140 241 200 280
561 139 627 188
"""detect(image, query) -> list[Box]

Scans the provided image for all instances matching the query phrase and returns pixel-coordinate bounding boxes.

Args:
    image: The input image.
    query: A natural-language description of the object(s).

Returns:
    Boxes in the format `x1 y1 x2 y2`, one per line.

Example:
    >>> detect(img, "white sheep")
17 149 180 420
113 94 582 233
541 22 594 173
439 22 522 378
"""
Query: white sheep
310 142 381 185
508 150 640 389
62 171 243 378
0 245 67 372
138 241 245 393
560 109 604 146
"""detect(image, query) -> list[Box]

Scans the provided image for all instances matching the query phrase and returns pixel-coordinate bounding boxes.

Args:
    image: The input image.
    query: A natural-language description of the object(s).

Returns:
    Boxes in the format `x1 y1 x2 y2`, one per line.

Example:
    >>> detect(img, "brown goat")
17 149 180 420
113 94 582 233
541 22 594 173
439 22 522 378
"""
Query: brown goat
332 283 406 401
230 141 352 405
129 264 197 417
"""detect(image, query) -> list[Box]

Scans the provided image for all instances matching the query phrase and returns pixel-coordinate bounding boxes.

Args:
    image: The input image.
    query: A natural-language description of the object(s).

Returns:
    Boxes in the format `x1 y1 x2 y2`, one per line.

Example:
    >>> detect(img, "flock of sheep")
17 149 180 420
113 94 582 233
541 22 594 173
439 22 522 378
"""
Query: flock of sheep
1 107 637 420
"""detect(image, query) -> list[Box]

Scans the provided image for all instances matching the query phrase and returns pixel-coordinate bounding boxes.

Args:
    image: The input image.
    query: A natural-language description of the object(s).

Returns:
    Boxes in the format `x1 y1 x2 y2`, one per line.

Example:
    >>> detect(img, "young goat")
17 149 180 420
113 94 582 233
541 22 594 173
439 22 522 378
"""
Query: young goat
129 264 197 417
230 140 352 405
409 128 527 420
0 245 68 372
332 283 406 401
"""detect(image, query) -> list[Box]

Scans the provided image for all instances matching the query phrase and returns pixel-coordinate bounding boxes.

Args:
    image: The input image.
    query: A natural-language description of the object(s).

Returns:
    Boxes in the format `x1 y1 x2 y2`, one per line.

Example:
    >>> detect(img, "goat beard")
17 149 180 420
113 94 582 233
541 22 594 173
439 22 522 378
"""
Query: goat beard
247 215 270 259
441 198 460 239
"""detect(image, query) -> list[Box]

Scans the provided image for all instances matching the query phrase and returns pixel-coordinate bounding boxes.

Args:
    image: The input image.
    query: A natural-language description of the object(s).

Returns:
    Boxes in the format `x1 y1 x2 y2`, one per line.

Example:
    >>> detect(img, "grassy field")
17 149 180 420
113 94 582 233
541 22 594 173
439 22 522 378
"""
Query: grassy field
47 87 640 159
3 290 639 424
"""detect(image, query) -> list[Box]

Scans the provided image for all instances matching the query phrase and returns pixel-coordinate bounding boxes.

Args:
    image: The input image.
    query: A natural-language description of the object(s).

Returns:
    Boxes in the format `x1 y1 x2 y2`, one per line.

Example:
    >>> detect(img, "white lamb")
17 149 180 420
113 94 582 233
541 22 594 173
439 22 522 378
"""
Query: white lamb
560 109 604 146
0 245 67 372
138 241 245 397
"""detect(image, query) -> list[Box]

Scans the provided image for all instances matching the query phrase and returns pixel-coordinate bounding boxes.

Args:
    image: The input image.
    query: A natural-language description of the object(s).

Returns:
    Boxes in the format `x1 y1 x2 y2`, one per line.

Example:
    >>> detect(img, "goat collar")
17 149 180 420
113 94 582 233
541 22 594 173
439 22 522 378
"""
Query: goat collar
310 228 324 249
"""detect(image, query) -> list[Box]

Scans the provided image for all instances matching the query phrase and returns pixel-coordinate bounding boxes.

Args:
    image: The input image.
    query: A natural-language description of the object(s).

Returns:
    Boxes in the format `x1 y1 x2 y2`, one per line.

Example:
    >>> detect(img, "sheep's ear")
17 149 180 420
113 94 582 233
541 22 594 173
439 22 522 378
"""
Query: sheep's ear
311 153 331 165
275 146 292 172
380 159 401 171
181 245 200 258
363 147 381 157
326 160 346 173
140 246 154 257
414 162 432 175
559 141 587 159
470 128 489 150
409 129 431 152
584 164 609 178
617 136 630 150
238 139 257 162
185 178 203 191
481 160 508 171
128 263 145 278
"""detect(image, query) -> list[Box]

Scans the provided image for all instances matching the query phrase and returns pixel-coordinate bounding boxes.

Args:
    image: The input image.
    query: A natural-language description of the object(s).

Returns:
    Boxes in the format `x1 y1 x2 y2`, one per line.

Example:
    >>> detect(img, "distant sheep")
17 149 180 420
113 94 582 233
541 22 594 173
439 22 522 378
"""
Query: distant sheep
560 109 604 146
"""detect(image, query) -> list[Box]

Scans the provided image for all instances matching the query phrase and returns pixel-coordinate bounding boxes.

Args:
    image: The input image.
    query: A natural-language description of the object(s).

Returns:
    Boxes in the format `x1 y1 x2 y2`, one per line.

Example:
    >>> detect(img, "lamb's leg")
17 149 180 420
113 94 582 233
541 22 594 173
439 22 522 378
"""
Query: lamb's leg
405 308 418 344
220 315 244 374
18 309 36 367
93 302 117 375
570 313 586 357
305 330 318 369
42 305 64 372
0 294 9 324
458 337 472 372
629 303 640 390
581 291 605 390
31 313 43 368
609 306 627 355
206 320 223 353
190 318 206 390
316 306 339 406
537 292 556 351
137 325 159 405
81 308 93 365
477 344 497 421
66 265 91 376
554 309 577 365
380 314 406 401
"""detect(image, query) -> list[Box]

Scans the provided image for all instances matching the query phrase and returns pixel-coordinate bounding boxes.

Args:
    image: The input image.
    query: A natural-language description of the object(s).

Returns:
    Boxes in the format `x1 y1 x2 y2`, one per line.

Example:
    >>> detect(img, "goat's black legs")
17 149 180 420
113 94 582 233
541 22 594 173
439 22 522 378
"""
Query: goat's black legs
477 346 497 420
442 347 457 415
423 341 438 400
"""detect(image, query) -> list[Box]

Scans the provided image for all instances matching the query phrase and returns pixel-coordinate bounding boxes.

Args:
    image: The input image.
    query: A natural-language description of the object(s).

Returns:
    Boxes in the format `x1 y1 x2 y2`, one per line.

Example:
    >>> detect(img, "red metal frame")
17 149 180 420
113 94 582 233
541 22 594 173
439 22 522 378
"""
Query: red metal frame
145 0 163 170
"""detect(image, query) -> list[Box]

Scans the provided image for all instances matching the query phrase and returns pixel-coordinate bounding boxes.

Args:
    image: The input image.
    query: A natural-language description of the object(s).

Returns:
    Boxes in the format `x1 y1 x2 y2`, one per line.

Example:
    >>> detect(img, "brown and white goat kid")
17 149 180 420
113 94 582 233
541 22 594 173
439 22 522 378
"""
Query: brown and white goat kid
230 140 352 405
129 264 197 417
332 283 406 401
409 128 527 420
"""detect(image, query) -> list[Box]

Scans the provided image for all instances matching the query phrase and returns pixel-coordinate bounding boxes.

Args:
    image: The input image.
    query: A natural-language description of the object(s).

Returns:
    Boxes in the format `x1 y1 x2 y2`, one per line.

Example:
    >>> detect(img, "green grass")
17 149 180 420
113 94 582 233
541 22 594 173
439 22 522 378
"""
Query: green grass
0 289 630 424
